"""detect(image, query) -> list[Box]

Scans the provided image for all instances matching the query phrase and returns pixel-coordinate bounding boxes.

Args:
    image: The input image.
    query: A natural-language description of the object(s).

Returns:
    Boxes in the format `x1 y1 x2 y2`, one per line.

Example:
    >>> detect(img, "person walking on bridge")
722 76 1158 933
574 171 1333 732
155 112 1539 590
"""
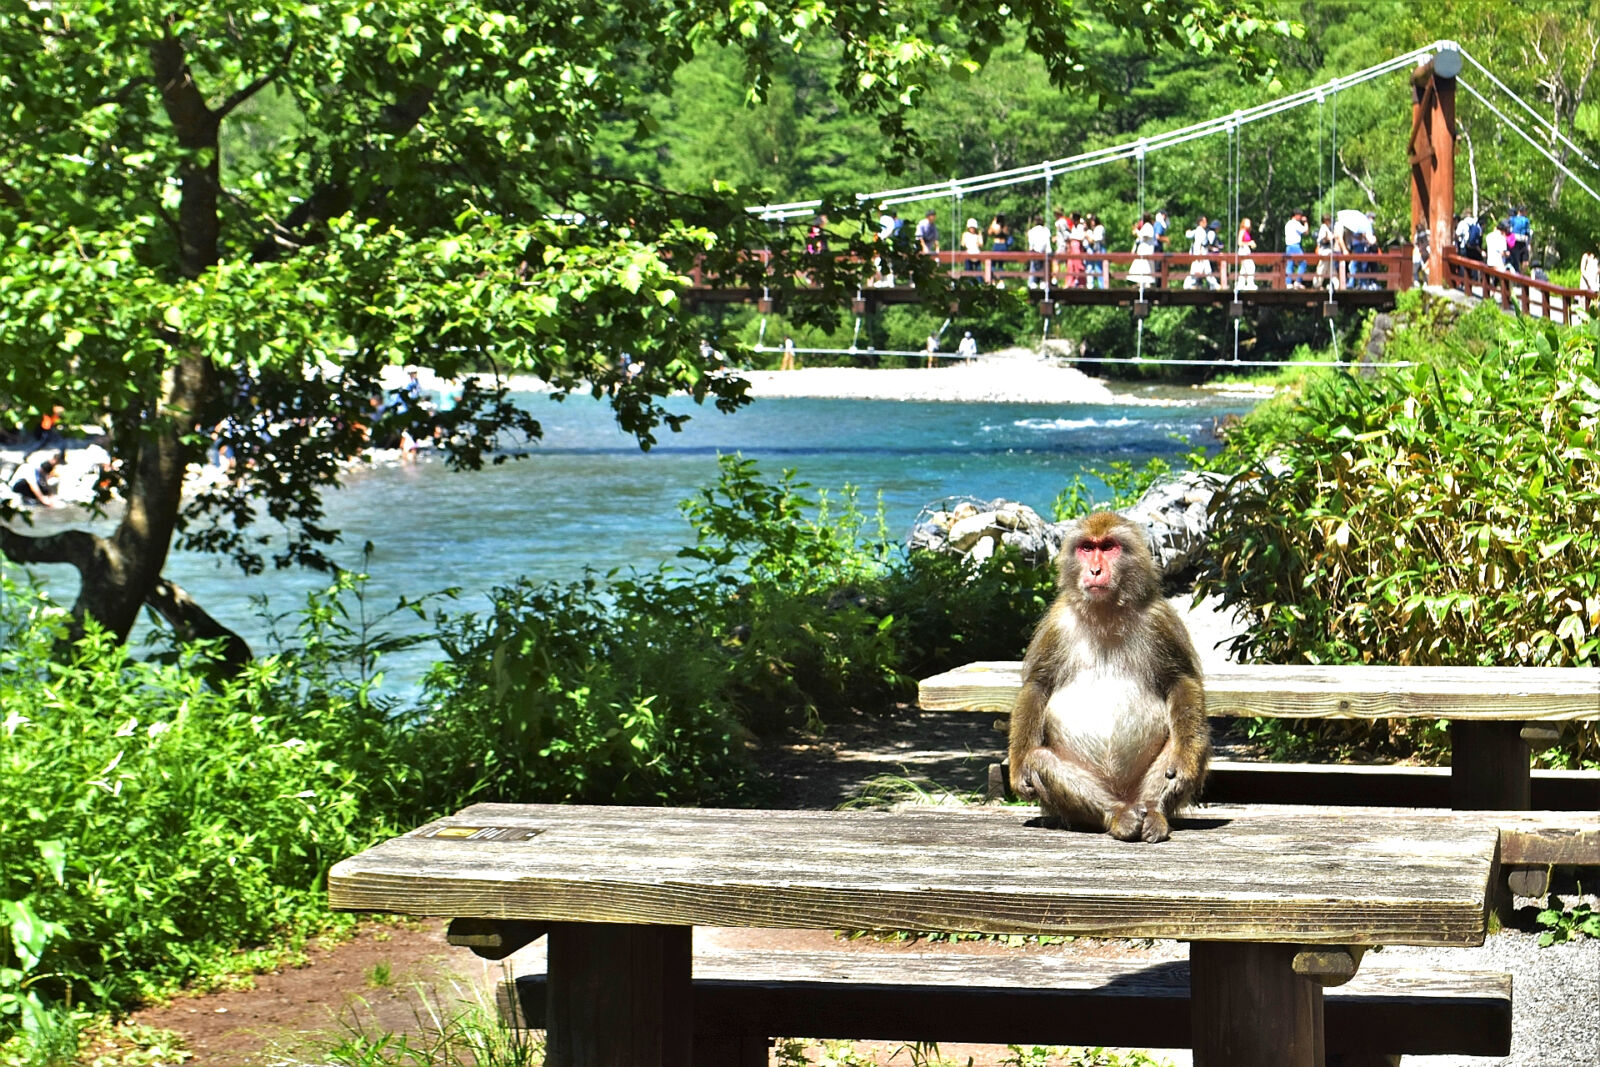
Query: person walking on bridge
960 218 983 277
1509 206 1532 273
1026 214 1051 289
1283 210 1308 288
1086 214 1107 289
1129 213 1157 286
1485 219 1509 272
1315 214 1335 287
916 210 940 255
1236 218 1258 290
1183 215 1215 290
1065 213 1086 288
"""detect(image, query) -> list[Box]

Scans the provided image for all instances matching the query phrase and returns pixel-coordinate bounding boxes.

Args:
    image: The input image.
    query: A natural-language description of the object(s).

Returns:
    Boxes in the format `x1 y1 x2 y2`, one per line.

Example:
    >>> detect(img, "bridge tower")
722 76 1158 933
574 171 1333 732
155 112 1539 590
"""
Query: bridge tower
1409 46 1462 287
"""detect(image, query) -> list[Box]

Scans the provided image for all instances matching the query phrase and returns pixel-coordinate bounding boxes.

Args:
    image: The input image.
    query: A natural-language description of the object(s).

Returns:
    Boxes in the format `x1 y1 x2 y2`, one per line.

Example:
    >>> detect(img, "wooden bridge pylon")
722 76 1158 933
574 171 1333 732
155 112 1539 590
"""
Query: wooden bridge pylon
1411 47 1461 288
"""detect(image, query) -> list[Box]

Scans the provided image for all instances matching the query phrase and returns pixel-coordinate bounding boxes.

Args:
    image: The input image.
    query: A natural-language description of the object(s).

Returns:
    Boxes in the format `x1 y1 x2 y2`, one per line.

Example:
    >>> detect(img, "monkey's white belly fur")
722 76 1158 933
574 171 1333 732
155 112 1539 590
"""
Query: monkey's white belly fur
1044 665 1167 782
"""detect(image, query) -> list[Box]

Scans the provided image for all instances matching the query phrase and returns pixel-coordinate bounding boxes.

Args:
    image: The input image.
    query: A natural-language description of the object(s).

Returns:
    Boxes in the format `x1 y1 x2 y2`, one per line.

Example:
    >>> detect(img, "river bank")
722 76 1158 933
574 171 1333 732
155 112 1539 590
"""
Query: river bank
3 352 1261 512
390 346 1271 406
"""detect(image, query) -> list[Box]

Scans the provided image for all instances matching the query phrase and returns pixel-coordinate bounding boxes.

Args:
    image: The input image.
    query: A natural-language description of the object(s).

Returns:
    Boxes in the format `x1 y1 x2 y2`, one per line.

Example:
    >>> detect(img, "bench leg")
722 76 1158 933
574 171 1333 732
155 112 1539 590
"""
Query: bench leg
1190 942 1325 1067
1450 720 1531 810
545 922 693 1067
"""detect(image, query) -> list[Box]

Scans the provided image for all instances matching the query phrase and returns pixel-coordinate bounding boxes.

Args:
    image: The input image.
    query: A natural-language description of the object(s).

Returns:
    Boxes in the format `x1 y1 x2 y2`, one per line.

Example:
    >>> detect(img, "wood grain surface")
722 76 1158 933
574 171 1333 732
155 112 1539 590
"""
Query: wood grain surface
329 804 1497 946
920 801 1597 867
497 941 1513 1057
917 661 1600 720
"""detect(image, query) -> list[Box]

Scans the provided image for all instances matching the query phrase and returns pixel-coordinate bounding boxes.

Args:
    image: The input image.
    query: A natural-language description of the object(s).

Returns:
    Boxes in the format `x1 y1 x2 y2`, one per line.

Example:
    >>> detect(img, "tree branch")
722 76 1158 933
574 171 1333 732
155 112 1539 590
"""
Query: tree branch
1339 155 1378 209
215 41 295 121
0 523 102 567
145 577 253 675
216 72 276 122
249 83 436 264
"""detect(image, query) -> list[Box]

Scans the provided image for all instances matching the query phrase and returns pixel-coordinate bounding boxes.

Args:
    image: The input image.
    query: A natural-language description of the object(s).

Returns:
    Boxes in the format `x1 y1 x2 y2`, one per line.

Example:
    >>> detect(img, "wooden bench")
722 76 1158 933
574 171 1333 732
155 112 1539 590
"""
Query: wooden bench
496 943 1512 1066
919 661 1600 811
331 803 1502 1067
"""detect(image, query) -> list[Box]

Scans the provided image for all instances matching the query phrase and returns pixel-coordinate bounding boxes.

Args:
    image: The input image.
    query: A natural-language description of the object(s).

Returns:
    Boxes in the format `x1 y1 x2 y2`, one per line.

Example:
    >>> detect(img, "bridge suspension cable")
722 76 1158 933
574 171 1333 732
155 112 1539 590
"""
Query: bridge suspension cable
747 43 1446 221
746 39 1600 230
1453 71 1600 207
1459 50 1600 176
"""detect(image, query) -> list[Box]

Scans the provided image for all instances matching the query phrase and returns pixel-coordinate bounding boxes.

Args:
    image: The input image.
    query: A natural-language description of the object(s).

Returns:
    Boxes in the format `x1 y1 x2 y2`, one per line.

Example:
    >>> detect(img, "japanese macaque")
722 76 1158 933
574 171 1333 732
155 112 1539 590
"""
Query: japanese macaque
1008 511 1209 842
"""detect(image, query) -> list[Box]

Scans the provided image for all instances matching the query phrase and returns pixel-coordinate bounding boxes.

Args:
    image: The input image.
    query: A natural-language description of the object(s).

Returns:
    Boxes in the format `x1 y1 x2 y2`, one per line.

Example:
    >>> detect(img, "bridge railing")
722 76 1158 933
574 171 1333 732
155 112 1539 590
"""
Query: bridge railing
928 249 1410 293
1442 253 1596 326
685 248 1412 295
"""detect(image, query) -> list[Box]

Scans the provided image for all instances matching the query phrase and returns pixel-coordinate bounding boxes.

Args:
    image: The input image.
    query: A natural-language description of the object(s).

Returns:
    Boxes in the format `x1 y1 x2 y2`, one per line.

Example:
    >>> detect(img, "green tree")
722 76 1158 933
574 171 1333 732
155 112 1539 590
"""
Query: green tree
0 0 1286 656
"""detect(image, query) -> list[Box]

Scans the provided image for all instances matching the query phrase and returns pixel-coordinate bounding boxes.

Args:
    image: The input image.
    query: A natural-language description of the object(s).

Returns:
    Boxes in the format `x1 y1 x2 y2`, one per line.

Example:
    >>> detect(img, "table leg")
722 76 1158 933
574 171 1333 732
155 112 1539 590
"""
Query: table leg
1190 942 1325 1067
1450 720 1531 810
544 922 692 1067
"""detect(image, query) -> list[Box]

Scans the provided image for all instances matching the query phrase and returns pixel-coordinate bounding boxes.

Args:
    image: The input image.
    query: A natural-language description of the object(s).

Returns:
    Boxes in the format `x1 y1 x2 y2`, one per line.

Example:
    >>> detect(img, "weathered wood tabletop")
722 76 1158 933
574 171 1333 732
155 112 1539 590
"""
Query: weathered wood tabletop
329 802 1496 946
917 661 1600 719
330 803 1500 1067
918 660 1600 810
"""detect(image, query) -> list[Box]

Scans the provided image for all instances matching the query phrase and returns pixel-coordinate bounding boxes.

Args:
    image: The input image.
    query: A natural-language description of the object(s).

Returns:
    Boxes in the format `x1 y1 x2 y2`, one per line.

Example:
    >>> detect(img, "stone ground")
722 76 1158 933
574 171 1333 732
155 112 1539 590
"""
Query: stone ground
118 600 1598 1066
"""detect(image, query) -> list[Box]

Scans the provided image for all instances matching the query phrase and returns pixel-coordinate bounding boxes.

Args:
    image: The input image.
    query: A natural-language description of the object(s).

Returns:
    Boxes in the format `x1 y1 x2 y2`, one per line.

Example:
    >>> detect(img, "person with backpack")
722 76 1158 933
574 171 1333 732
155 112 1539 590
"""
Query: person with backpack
1508 207 1532 273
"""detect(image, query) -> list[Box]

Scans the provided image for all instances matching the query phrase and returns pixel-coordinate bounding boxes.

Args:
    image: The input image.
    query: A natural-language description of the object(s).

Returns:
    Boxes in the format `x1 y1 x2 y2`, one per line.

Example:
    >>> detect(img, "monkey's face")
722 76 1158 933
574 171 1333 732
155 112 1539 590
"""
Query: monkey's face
1074 537 1122 599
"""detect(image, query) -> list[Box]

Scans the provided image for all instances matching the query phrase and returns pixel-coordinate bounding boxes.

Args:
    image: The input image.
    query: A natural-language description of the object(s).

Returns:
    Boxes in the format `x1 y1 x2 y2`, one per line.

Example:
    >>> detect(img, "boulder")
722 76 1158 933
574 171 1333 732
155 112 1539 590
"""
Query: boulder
909 472 1222 580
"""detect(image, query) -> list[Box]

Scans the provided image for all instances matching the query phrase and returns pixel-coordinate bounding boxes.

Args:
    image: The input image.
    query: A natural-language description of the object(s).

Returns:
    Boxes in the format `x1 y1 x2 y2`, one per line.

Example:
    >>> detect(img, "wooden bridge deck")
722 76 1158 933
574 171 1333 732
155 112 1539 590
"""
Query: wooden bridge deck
687 249 1412 314
688 248 1599 324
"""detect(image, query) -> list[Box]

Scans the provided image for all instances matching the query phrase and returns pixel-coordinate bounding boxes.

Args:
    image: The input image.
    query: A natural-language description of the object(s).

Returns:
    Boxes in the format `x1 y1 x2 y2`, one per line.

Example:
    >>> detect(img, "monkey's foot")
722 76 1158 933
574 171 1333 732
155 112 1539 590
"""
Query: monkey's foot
1140 810 1171 843
1108 806 1144 841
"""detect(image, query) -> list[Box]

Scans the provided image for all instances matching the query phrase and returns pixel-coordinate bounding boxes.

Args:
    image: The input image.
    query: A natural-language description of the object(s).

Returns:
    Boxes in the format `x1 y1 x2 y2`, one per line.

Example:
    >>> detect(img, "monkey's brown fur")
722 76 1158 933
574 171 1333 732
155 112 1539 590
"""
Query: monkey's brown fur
1007 511 1209 842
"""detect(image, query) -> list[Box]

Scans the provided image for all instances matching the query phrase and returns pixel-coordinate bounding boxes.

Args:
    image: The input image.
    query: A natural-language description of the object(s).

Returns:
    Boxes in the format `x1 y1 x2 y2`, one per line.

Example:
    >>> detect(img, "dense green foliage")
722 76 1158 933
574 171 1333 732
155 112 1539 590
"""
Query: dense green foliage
1199 299 1600 764
0 595 381 1051
0 455 1066 1056
0 0 1287 649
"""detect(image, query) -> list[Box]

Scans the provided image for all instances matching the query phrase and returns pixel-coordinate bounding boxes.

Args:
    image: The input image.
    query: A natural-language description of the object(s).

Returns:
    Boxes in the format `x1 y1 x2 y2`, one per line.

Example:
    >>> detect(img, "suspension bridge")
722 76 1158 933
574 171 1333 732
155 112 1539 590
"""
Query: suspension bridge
686 40 1600 364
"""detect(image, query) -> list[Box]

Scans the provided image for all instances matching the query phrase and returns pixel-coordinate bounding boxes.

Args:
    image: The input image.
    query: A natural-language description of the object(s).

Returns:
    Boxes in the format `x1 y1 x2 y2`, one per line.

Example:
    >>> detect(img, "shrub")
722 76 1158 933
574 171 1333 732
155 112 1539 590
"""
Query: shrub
0 618 379 1029
1200 315 1600 765
405 571 751 813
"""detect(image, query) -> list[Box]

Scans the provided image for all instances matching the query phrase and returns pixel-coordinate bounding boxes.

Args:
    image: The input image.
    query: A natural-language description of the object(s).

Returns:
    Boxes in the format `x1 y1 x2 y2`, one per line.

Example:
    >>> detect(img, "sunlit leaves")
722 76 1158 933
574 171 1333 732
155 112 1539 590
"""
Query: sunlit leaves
1199 299 1600 764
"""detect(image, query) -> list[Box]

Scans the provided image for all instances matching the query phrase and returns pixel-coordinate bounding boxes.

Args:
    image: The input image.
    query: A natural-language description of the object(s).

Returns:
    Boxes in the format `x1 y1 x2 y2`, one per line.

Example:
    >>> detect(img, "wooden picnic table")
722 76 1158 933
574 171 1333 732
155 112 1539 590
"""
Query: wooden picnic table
919 661 1600 810
328 802 1499 1067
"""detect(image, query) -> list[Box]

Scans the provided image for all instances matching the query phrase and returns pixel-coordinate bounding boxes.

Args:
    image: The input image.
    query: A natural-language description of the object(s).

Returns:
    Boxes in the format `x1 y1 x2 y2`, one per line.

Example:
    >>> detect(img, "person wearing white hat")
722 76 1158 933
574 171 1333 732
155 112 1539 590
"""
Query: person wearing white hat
960 217 983 275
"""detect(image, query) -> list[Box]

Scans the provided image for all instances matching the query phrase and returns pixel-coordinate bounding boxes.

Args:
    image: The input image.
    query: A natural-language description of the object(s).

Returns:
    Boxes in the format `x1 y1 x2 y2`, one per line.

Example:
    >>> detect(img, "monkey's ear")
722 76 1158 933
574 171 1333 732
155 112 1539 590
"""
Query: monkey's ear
1052 541 1075 588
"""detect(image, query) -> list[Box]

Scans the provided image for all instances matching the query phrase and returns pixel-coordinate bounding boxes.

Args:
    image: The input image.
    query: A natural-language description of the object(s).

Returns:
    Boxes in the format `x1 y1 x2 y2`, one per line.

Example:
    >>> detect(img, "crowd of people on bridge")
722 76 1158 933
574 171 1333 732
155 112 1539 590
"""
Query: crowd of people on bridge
852 199 1599 295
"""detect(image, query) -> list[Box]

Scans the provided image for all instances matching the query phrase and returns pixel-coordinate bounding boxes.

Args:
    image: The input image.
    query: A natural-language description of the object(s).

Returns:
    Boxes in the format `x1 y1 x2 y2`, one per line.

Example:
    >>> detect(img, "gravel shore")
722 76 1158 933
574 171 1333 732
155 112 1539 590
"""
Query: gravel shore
730 347 1128 404
406 346 1217 407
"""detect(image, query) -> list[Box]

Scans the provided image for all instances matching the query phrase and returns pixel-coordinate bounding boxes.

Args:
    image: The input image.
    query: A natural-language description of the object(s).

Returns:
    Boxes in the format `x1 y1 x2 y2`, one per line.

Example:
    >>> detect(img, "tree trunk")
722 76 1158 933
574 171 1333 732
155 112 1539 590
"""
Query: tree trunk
0 24 248 667
0 355 240 658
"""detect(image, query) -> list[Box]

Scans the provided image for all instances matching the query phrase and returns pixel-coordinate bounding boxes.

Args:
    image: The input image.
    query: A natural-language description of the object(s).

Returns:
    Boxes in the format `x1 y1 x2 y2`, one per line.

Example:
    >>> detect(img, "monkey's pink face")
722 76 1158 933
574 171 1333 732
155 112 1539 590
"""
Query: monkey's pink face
1076 538 1122 597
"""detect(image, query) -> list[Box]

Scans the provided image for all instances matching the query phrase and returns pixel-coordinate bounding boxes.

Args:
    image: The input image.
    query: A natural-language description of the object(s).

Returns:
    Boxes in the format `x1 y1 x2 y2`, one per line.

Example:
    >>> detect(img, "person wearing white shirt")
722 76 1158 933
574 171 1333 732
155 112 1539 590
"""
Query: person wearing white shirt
1485 222 1509 271
1236 218 1258 289
960 217 984 276
1183 216 1213 289
1581 251 1600 292
1026 214 1051 289
1283 211 1308 288
1129 213 1157 286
